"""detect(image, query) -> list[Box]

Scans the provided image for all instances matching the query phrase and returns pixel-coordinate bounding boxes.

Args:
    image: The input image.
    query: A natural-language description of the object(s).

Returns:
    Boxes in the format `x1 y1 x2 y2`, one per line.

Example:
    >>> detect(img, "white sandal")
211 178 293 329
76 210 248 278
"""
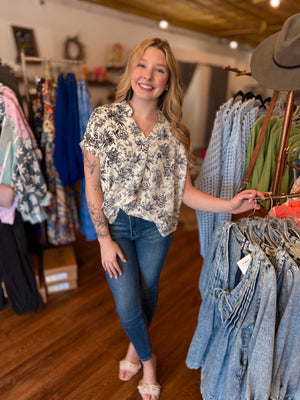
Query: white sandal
119 359 142 381
137 380 161 399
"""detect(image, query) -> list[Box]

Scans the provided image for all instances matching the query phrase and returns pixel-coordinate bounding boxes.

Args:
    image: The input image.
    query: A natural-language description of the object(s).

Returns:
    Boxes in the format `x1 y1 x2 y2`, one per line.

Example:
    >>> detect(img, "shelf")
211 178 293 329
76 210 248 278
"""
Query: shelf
17 76 116 88
86 80 116 87
106 65 125 72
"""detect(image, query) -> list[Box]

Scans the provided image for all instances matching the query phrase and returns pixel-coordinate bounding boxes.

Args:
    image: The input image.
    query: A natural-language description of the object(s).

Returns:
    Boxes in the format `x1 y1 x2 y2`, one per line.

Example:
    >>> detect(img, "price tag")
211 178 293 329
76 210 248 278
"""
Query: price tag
237 254 251 275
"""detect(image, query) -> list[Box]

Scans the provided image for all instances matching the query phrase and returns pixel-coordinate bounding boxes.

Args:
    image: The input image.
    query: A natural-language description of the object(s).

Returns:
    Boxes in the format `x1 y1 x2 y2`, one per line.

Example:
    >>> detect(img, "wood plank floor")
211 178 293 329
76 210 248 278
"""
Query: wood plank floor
0 213 204 400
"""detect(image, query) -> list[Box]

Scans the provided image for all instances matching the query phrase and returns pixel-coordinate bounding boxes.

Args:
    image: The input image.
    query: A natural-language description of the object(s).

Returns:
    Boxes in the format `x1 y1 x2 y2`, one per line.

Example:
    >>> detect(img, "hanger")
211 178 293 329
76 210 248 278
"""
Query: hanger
233 90 244 101
263 195 295 248
272 97 285 117
286 212 300 239
254 94 266 110
263 96 272 106
244 91 255 100
292 208 300 233
292 104 300 125
43 60 53 81
268 198 300 255
245 198 258 224
278 194 289 219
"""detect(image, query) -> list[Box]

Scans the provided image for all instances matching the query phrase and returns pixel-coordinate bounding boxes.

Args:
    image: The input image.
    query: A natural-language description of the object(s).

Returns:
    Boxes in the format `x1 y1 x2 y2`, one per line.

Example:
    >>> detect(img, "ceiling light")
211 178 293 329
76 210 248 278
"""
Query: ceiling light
229 40 238 49
270 0 280 7
159 19 169 30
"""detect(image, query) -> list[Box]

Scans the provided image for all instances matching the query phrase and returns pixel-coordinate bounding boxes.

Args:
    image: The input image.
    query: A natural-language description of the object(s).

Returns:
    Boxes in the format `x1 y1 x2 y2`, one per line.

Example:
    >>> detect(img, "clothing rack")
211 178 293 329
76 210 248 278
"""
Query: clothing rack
20 51 85 124
225 65 300 203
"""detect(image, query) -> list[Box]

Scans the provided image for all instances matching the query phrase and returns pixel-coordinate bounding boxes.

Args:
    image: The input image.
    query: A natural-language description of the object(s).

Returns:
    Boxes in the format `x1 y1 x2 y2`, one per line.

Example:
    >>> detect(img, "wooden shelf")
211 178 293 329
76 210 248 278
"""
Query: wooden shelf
106 65 125 72
86 80 116 87
17 76 116 88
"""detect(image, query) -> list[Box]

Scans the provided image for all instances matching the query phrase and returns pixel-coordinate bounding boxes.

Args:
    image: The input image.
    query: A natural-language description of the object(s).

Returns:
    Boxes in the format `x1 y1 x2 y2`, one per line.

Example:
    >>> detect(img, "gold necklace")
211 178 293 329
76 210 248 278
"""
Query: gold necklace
133 114 158 137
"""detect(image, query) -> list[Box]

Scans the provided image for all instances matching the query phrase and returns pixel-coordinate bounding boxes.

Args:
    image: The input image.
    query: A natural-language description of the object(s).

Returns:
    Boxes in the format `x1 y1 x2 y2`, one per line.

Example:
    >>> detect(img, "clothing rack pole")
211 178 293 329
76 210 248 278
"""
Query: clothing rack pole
272 90 295 196
20 51 85 94
256 192 300 201
21 54 85 66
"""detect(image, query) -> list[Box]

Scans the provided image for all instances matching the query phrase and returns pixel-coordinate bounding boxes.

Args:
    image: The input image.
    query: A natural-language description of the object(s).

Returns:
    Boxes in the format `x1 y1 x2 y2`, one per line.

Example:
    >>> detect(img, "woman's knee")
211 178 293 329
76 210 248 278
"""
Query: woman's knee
116 305 145 328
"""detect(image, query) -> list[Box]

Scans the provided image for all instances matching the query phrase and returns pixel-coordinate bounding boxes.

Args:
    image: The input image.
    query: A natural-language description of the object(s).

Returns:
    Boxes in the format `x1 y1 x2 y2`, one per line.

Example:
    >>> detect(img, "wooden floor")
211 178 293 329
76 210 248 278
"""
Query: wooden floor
0 212 204 400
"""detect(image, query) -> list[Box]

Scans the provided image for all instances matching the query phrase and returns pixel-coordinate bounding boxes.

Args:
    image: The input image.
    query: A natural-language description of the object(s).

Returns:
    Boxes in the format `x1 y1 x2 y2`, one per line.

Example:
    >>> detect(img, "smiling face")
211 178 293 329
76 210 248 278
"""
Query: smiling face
130 46 169 104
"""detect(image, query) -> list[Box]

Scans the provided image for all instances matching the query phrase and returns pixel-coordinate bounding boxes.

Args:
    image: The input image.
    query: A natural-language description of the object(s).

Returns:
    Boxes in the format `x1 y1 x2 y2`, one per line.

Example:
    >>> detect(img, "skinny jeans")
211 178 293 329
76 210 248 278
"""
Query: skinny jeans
106 209 173 361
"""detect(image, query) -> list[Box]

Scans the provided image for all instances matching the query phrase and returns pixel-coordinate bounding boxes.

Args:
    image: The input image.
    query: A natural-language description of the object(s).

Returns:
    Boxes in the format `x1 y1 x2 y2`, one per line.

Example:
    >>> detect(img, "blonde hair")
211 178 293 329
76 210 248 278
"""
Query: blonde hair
115 37 194 163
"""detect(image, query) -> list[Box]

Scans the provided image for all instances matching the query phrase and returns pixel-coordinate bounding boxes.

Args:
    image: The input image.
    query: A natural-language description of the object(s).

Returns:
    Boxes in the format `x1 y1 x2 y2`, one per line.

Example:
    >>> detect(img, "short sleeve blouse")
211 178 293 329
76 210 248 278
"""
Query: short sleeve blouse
80 101 187 236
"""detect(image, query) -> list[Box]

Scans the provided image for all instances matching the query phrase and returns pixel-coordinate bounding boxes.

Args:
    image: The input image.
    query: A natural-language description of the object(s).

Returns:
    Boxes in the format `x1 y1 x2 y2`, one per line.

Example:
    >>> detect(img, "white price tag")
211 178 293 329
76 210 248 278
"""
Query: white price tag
237 254 252 275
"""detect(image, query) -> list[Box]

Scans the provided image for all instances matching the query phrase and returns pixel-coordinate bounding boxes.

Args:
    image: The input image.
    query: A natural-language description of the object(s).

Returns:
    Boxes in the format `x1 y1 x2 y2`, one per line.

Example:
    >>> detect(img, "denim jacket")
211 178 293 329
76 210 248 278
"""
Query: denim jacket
186 221 277 400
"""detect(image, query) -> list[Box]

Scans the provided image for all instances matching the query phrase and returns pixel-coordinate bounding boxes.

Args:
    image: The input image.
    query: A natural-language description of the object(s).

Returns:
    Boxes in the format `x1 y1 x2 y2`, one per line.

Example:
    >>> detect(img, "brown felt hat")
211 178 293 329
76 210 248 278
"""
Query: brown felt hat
250 13 300 91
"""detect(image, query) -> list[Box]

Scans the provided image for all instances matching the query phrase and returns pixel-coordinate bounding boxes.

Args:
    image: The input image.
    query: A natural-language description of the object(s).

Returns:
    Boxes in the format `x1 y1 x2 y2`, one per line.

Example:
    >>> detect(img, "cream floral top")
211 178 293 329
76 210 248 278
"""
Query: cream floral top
80 101 187 236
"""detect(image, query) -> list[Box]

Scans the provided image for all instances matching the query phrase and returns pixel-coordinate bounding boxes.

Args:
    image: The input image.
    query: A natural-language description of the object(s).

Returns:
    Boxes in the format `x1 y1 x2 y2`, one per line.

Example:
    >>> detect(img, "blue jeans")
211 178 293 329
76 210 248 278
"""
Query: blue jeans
106 209 173 361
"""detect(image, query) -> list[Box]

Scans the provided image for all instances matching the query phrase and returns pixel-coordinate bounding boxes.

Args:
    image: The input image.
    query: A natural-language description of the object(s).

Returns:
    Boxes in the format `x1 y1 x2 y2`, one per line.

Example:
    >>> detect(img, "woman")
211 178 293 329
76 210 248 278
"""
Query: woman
80 37 266 400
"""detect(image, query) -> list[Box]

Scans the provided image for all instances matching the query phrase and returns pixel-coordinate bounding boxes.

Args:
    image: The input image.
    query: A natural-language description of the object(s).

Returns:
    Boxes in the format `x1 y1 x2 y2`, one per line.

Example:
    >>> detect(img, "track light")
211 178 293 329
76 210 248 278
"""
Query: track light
159 19 169 30
270 0 280 7
229 40 238 49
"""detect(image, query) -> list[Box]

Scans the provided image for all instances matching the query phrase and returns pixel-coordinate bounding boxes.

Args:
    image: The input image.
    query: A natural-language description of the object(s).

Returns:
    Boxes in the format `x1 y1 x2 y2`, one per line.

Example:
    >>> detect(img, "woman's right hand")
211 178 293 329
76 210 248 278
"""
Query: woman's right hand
99 237 127 279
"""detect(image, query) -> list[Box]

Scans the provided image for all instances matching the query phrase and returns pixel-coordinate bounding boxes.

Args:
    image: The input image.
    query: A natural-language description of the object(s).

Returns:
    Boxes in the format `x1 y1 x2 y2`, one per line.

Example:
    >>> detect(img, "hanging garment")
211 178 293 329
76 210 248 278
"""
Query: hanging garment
0 210 41 314
269 200 300 227
214 98 259 227
0 63 24 110
0 86 50 224
76 80 97 241
186 220 277 400
270 246 300 400
245 116 300 200
54 73 84 185
41 80 77 245
244 115 277 185
0 194 18 224
236 216 300 400
195 97 260 257
34 78 45 148
77 80 93 136
0 78 42 315
194 98 235 257
0 90 4 124
186 216 300 400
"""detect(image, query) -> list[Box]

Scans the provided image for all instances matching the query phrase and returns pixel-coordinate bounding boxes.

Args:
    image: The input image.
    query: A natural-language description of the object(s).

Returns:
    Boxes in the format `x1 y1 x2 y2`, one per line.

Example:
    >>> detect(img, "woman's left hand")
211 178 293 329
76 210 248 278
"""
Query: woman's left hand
229 190 269 214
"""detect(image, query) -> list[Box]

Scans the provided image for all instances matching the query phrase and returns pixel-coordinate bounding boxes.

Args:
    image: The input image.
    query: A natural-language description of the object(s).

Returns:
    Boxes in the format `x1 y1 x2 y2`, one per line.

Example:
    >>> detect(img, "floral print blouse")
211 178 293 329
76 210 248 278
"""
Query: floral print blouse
80 101 187 236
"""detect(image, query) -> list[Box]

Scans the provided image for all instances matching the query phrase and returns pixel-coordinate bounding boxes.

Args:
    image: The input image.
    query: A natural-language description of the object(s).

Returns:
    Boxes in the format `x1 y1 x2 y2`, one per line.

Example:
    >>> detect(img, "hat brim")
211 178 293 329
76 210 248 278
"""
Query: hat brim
250 32 300 91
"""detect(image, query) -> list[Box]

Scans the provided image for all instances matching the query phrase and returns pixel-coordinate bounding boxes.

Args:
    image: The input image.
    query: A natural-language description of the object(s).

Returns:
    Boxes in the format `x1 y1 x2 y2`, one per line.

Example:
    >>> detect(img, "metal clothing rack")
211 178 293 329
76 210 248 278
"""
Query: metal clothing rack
225 65 300 203
257 192 300 201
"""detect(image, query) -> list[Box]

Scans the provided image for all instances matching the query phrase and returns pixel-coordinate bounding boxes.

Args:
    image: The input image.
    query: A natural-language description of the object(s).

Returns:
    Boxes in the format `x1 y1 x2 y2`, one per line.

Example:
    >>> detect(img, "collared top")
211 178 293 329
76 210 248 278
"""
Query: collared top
80 101 187 236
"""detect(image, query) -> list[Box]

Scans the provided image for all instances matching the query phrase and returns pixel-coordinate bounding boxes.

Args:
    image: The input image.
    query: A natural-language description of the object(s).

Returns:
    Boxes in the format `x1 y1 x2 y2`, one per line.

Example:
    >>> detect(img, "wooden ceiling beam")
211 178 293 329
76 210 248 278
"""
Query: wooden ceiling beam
80 0 300 48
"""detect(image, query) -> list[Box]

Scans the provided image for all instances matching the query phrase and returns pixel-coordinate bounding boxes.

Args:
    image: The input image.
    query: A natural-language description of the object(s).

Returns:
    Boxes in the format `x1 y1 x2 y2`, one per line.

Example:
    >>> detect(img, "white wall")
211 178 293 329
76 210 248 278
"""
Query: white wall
182 66 211 151
1 0 260 149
